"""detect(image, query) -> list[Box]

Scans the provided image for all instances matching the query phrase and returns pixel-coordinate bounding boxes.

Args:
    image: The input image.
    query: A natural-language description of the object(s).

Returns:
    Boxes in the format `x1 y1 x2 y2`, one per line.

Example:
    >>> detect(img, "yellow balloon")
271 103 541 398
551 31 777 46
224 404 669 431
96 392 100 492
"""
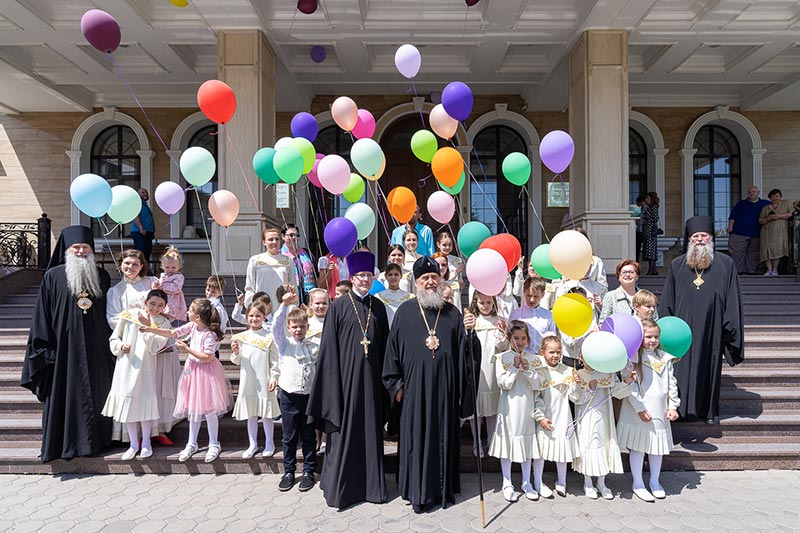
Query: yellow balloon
365 154 386 181
170 0 189 7
548 230 593 280
552 293 593 338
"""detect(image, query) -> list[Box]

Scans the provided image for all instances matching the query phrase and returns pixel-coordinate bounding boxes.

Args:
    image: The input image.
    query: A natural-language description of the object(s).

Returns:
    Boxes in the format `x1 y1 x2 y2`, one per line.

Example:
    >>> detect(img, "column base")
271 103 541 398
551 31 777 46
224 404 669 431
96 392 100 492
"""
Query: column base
212 211 264 276
570 211 636 273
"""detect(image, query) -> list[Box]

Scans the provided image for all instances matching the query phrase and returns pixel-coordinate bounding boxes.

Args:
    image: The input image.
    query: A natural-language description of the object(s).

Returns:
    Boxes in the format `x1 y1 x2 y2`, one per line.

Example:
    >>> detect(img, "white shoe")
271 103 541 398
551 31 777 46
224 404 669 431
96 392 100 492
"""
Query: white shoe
472 446 484 458
521 482 539 501
204 444 221 463
140 447 153 459
764 270 773 276
502 485 520 502
538 483 554 499
584 486 598 499
599 486 614 500
649 483 666 499
633 487 655 502
121 447 138 461
555 483 567 497
178 444 198 462
261 447 276 458
242 446 258 459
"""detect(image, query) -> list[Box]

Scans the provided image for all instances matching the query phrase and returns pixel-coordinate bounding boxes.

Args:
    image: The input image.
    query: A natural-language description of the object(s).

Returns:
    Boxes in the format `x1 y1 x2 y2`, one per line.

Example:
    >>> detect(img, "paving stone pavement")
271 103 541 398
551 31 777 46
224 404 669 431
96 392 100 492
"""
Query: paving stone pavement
1 470 799 532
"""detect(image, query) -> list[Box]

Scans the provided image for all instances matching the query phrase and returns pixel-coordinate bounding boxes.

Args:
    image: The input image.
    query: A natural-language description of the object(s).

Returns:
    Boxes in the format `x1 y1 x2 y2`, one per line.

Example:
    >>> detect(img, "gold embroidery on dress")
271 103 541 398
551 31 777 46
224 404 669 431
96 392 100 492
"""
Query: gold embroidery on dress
232 332 271 350
643 357 668 374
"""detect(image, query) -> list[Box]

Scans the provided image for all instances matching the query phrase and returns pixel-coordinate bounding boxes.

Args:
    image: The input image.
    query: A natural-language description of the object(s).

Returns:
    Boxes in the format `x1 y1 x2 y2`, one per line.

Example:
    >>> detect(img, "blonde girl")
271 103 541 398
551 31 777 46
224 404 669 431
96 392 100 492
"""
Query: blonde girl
435 232 464 309
152 246 187 322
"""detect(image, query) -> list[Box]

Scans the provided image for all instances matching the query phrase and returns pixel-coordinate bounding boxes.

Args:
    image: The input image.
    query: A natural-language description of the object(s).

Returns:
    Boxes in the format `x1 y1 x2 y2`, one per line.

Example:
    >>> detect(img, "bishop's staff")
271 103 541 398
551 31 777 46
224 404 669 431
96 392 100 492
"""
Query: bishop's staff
463 310 486 528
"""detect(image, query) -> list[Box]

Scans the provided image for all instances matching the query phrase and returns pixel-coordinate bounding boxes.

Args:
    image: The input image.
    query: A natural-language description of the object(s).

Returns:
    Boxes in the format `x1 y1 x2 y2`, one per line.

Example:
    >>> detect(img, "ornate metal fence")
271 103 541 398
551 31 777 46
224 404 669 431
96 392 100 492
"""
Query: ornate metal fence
0 214 51 268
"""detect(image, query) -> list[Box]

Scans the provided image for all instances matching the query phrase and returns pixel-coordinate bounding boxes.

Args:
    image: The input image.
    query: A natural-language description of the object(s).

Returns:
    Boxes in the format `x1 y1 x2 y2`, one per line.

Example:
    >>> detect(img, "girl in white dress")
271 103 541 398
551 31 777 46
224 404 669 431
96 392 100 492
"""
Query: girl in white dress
617 319 680 502
435 232 464 310
488 320 542 502
377 245 413 293
464 292 508 457
102 289 170 460
305 288 329 344
376 263 415 326
532 335 581 498
402 230 421 283
230 301 279 459
569 353 635 500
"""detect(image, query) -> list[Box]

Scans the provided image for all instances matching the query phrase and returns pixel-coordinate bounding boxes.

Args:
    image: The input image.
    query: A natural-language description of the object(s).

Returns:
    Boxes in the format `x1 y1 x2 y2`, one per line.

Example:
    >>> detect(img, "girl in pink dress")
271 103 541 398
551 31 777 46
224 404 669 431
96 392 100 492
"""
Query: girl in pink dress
142 298 232 463
151 246 187 323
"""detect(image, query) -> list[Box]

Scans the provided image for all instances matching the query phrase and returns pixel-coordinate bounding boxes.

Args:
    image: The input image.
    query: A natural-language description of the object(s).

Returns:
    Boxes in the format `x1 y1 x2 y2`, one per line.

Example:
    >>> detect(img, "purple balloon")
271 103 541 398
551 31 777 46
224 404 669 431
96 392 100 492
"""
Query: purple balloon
600 313 644 361
310 45 326 63
441 81 473 122
154 181 185 215
539 130 575 174
291 112 319 142
324 217 358 257
297 0 318 15
80 9 121 54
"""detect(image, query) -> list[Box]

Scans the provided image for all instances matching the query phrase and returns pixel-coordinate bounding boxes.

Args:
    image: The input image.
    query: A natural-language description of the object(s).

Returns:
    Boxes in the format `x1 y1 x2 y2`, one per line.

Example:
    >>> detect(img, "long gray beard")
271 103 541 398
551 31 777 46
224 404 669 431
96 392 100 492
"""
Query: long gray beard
687 241 714 270
65 253 102 298
416 284 446 310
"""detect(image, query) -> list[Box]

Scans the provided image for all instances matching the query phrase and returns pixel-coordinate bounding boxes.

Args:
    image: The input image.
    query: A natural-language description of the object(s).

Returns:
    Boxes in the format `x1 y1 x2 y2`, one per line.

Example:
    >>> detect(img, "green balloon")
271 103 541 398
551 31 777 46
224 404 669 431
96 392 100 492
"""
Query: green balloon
502 152 531 186
411 129 438 163
657 316 692 358
457 221 491 258
344 202 375 240
180 146 216 187
274 146 304 184
108 185 142 225
441 171 465 195
530 244 561 280
253 147 280 185
291 137 316 174
343 173 365 202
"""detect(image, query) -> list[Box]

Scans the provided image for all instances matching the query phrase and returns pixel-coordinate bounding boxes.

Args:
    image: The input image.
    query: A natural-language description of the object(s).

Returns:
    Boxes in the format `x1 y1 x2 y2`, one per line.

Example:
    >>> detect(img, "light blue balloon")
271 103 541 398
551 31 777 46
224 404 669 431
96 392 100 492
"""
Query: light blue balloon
70 173 112 218
350 138 383 177
180 146 216 187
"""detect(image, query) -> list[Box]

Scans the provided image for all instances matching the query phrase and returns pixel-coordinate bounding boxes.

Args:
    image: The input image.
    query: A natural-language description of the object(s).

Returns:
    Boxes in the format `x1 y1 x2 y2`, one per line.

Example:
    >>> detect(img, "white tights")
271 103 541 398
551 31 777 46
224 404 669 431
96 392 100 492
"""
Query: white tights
533 459 568 489
188 415 220 448
469 416 497 449
629 450 663 488
584 474 607 490
500 458 531 489
125 420 153 450
246 417 275 452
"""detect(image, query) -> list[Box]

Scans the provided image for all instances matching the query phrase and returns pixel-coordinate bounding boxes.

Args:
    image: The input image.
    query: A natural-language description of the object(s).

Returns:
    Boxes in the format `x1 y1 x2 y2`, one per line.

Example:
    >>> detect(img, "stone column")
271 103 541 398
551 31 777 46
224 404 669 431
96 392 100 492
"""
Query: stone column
215 30 276 274
568 30 634 270
679 148 698 223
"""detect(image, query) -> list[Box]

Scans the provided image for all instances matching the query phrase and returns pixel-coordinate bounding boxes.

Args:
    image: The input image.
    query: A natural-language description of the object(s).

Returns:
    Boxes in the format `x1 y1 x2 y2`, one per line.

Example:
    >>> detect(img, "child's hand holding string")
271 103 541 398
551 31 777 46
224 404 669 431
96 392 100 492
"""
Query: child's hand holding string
667 409 679 421
539 418 553 431
638 410 653 422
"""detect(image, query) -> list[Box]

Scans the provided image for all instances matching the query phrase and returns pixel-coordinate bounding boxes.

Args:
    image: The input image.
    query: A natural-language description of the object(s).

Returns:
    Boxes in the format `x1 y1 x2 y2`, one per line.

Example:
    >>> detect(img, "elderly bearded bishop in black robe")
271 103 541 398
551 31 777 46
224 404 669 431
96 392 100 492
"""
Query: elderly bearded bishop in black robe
659 215 744 423
21 225 114 462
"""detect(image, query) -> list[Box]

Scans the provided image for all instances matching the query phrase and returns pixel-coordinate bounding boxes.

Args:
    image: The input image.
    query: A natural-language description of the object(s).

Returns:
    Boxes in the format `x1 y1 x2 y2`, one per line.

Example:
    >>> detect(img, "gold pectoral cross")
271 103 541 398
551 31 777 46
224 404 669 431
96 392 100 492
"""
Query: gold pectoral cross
361 335 371 357
693 276 704 290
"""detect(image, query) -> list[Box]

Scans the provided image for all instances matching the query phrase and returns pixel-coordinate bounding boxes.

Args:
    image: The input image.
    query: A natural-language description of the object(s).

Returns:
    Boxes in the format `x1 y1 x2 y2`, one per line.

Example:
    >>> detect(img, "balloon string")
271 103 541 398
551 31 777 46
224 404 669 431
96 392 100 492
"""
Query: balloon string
221 124 262 216
409 79 427 128
193 187 222 298
554 173 576 230
222 226 240 296
369 181 392 245
374 180 401 242
417 173 433 189
96 217 126 285
305 183 323 255
292 185 311 252
519 187 550 243
564 388 617 440
168 214 175 246
454 133 510 234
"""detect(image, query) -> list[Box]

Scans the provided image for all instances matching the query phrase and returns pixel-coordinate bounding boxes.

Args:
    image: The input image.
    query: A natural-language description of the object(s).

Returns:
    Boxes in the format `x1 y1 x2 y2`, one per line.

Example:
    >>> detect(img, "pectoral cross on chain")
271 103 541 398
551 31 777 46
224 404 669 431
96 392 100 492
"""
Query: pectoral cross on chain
361 335 371 357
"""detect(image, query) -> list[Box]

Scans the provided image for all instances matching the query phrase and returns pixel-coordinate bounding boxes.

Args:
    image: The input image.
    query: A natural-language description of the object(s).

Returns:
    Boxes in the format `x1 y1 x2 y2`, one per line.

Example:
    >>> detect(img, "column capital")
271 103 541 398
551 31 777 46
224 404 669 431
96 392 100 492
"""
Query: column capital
137 150 155 160
750 148 767 157
679 148 697 158
653 148 669 157
65 150 82 160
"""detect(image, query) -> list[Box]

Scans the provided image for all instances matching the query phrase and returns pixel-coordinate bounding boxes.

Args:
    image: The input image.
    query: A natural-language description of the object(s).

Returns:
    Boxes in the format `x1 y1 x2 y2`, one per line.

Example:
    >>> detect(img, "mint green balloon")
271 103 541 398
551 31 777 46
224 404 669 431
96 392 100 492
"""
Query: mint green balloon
411 129 437 163
107 185 142 225
274 146 304 184
344 202 375 240
291 137 316 174
441 171 465 195
253 147 280 185
502 152 530 186
530 244 561 280
343 173 365 202
351 138 383 177
180 146 216 187
457 221 491 258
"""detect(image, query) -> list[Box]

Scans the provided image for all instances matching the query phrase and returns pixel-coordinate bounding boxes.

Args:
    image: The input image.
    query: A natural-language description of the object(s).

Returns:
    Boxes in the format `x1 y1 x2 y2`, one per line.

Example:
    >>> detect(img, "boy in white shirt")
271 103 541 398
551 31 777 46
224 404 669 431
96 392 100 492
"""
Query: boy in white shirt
509 277 557 354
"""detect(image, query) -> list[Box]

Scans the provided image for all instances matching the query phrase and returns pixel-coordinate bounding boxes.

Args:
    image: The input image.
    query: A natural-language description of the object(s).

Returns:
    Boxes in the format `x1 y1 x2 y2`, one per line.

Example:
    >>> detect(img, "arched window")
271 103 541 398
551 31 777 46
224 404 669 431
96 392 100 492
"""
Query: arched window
693 125 741 235
471 125 529 252
629 128 647 206
90 125 140 237
186 125 218 238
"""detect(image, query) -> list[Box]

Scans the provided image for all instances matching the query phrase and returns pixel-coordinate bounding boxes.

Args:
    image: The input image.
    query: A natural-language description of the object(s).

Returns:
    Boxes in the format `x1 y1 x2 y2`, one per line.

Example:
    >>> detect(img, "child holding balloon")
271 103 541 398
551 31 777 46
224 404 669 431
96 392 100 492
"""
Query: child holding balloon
617 318 679 502
152 246 187 323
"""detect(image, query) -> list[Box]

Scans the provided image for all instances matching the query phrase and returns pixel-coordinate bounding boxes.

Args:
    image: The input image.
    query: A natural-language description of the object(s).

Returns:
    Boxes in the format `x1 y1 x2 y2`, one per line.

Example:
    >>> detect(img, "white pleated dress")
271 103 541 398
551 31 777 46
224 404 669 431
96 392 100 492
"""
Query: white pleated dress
533 361 581 463
569 369 631 476
472 314 509 418
306 315 325 346
230 328 279 420
617 349 680 456
488 349 542 463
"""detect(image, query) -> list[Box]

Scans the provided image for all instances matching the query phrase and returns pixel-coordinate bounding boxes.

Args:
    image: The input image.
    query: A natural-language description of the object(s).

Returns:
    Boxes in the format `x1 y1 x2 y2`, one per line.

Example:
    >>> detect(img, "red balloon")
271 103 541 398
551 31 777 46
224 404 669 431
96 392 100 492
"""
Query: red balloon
479 233 522 273
197 80 236 124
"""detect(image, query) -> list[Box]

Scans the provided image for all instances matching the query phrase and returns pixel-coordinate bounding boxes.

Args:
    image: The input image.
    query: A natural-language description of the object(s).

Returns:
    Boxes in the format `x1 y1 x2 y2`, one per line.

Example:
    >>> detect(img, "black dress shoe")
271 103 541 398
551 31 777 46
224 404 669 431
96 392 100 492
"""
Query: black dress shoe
706 417 720 425
298 472 315 492
278 472 295 492
412 503 425 514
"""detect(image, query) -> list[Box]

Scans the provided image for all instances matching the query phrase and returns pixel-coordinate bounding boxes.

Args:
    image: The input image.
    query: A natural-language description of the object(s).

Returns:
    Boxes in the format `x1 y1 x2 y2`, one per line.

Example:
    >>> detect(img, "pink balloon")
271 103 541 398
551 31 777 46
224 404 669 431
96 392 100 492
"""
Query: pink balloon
307 153 325 188
466 249 508 297
154 181 185 215
430 104 458 140
352 109 376 139
208 189 240 228
427 190 455 224
318 154 351 195
331 96 358 132
80 9 121 54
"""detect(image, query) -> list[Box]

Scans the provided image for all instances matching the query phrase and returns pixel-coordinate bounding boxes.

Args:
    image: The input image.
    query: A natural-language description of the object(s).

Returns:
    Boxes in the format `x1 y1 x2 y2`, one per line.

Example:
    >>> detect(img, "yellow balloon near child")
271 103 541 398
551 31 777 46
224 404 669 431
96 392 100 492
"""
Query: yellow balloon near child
552 293 593 338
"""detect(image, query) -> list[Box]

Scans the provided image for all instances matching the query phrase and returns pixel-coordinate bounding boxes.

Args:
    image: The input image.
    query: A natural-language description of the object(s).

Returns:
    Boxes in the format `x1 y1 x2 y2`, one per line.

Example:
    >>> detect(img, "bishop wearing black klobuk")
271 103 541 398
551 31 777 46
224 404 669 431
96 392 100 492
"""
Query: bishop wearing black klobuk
307 251 390 509
21 226 114 462
383 256 480 513
659 215 744 423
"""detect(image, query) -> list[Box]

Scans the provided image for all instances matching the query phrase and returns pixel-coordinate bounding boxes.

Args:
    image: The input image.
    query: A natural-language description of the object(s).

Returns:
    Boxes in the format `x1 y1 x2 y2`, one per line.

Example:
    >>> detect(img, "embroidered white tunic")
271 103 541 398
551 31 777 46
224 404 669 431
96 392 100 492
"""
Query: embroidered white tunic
375 289 415 326
532 361 581 463
230 328 279 420
306 315 325 346
472 314 508 417
244 252 297 309
377 270 413 294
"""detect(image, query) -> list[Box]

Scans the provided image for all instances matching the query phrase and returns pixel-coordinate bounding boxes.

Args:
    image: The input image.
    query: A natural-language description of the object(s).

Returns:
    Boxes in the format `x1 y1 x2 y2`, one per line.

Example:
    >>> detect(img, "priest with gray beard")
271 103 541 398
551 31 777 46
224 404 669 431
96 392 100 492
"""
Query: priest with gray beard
22 225 114 462
383 256 480 514
659 215 744 424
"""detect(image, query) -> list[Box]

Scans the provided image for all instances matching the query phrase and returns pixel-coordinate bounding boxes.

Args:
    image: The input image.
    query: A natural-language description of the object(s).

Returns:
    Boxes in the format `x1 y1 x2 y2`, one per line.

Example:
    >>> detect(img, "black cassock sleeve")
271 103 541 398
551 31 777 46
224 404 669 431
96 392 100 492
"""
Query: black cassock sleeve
308 302 345 434
21 273 56 402
721 264 744 367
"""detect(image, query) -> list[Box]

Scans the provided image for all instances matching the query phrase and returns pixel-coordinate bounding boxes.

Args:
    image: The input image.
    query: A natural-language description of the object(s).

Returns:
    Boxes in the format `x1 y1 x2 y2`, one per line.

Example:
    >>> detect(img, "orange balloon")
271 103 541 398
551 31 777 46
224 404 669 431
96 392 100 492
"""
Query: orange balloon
386 186 416 224
431 147 463 187
208 189 240 228
197 80 236 124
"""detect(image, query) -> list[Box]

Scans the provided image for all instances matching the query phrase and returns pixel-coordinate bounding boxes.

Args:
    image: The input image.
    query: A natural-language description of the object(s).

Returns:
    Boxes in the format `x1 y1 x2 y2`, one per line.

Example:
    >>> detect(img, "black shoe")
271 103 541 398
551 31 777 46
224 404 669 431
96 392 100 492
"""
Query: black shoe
298 472 315 492
412 504 425 514
278 472 295 492
706 417 720 425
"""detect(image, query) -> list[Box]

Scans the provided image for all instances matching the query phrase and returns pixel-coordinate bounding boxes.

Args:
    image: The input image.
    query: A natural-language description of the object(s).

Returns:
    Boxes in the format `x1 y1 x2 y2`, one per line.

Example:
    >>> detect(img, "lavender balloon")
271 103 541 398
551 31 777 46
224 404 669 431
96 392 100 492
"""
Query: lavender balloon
539 130 575 174
600 313 644 361
80 9 121 54
395 44 421 79
155 181 185 215
441 81 473 121
310 45 326 63
291 112 319 142
324 217 358 257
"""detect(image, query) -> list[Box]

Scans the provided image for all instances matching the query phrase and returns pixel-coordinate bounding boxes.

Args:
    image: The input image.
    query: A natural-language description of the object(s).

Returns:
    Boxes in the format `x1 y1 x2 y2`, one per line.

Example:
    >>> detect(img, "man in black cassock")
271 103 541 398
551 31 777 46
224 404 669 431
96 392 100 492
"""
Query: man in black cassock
21 225 114 462
659 215 744 423
383 256 479 514
307 251 390 509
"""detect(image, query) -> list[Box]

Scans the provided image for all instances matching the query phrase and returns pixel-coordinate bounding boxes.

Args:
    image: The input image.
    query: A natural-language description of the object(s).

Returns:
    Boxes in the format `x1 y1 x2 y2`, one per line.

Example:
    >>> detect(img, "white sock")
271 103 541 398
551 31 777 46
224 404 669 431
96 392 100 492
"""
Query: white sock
188 418 201 448
125 423 140 450
597 475 607 490
485 416 497 444
533 458 545 490
469 419 482 449
205 414 219 446
584 475 594 489
629 450 645 488
556 462 567 486
140 420 153 450
648 454 663 487
263 418 275 451
246 417 258 451
521 459 532 486
500 458 513 488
